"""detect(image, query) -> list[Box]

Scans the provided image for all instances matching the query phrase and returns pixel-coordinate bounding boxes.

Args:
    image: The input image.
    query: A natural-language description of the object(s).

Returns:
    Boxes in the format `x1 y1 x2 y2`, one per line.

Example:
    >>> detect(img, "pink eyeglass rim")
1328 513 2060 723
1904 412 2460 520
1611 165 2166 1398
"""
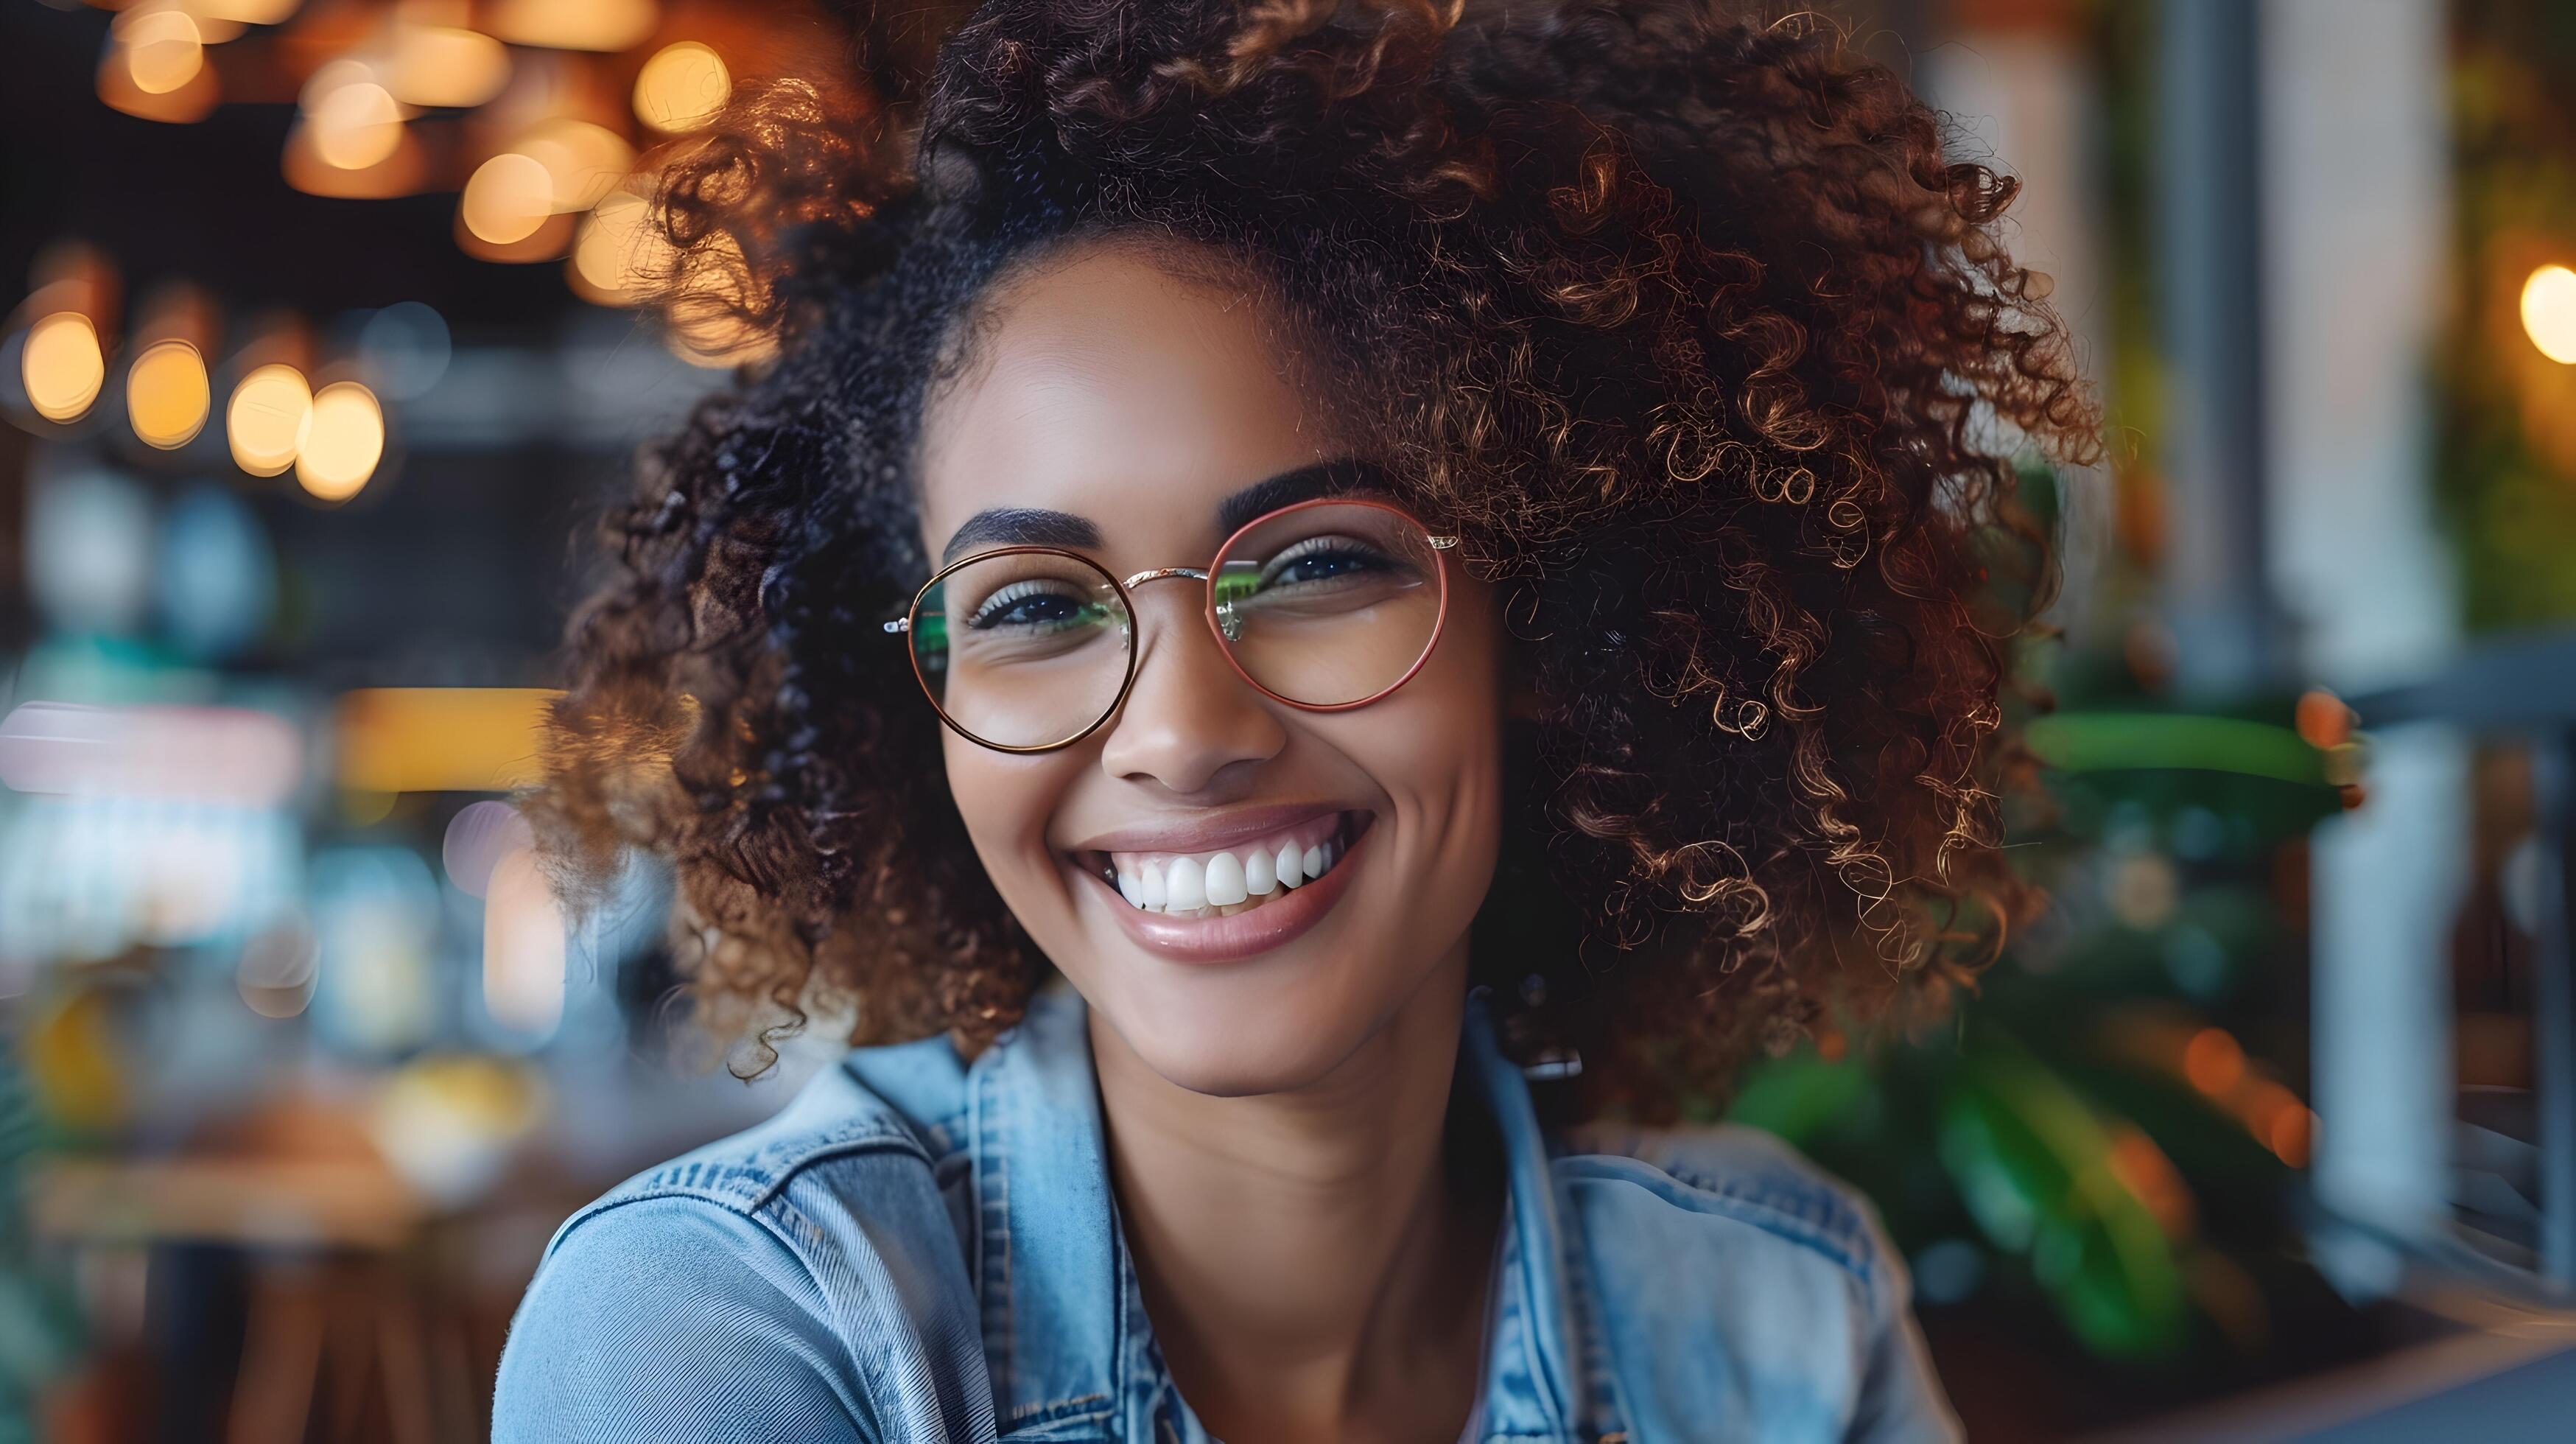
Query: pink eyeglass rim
895 495 1457 754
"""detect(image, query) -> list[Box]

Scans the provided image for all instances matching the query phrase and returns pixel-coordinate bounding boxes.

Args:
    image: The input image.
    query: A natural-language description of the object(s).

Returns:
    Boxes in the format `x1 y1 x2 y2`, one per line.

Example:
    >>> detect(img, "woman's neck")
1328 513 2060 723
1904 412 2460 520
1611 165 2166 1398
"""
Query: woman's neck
1087 947 1501 1444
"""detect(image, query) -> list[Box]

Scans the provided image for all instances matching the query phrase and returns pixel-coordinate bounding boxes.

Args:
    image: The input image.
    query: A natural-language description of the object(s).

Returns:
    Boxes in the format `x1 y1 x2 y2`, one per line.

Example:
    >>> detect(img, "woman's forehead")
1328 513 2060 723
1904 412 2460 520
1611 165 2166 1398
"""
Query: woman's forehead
916 243 1336 560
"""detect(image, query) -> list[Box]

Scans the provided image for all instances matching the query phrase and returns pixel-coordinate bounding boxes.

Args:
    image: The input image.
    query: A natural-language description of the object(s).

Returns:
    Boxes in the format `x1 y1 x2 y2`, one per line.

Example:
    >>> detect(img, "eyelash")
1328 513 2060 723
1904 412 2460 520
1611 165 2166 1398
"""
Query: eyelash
968 579 1078 627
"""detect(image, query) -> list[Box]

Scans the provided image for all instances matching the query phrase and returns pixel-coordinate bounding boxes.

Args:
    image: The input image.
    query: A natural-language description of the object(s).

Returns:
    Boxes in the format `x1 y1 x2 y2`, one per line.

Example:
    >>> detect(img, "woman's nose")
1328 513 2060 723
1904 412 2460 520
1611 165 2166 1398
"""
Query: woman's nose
1096 589 1286 795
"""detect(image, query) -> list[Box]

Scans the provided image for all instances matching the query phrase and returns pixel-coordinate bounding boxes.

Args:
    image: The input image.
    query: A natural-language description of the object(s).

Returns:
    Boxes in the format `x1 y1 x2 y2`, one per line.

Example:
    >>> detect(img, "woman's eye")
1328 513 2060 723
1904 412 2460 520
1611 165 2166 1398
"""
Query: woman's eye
1264 542 1384 586
969 586 1087 628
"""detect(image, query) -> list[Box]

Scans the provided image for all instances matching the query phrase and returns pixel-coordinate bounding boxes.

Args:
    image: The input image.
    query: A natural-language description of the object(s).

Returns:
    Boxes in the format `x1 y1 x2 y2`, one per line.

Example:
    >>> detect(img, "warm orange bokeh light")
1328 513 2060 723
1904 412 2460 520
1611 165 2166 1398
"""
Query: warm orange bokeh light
2523 264 2576 366
2293 688 2353 750
126 339 211 449
296 381 385 500
462 153 556 245
488 0 659 53
22 312 107 423
309 77 406 171
386 23 513 109
119 10 205 96
227 363 313 477
634 41 731 133
2182 1027 2247 1096
569 189 673 304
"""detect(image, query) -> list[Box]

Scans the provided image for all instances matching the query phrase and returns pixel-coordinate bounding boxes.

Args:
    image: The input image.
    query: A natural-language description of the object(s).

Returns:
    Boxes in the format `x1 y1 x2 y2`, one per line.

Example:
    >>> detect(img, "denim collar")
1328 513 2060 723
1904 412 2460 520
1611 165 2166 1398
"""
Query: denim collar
963 982 1604 1443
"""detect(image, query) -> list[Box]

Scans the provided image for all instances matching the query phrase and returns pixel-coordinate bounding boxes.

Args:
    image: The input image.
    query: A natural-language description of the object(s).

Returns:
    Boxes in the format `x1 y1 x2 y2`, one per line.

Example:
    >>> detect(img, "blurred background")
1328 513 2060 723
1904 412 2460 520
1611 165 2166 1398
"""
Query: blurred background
2 0 2574 1440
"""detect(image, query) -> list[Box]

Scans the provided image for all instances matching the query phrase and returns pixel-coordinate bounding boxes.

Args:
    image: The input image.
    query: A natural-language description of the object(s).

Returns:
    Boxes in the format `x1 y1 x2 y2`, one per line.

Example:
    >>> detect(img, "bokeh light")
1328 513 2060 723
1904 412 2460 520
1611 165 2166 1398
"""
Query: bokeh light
22 312 105 423
461 152 555 245
196 0 303 22
634 41 730 133
295 380 385 500
24 469 152 634
2522 263 2576 365
158 484 278 659
306 71 404 171
124 339 210 449
488 0 659 54
385 23 512 109
118 10 204 97
236 916 320 1020
226 362 312 477
443 800 536 900
569 189 673 304
515 118 635 212
482 844 567 1037
334 688 558 793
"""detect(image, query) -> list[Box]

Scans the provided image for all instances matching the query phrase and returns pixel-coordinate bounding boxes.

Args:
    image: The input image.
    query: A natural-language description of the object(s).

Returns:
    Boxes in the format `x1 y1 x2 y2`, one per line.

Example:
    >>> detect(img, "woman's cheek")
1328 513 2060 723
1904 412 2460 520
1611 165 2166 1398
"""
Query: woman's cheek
940 737 1075 918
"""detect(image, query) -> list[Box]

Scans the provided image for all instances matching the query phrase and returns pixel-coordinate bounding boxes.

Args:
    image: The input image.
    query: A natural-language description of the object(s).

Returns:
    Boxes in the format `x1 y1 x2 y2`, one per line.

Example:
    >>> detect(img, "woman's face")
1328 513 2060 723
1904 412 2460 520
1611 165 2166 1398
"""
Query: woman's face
917 240 1505 1096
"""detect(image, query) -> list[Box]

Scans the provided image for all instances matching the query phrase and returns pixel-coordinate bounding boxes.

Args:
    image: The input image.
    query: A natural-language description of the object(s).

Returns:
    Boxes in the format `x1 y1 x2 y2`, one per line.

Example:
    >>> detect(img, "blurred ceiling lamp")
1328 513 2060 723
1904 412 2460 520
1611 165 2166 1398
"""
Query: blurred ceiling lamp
334 687 560 793
96 15 220 123
2524 264 2576 366
385 19 512 109
196 0 304 24
21 314 106 424
462 151 556 245
296 381 385 500
116 7 203 95
456 210 575 264
488 0 659 54
306 69 408 170
634 40 729 133
482 844 567 1037
569 189 673 304
0 701 302 807
516 117 635 211
282 120 427 198
227 362 312 476
125 339 211 449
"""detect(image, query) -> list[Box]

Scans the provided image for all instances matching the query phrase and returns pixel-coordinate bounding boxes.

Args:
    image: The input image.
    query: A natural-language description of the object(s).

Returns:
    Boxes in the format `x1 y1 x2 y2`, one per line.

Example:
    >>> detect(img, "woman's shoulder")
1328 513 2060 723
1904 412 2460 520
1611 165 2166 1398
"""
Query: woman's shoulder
1546 1121 1959 1441
1550 1118 1905 1314
492 1045 990 1443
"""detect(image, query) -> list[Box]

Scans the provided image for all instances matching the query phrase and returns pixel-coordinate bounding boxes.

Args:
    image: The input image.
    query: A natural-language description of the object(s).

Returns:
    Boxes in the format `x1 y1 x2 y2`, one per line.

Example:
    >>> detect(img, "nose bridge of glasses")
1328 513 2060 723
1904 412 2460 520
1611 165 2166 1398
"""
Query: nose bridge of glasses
1121 566 1209 590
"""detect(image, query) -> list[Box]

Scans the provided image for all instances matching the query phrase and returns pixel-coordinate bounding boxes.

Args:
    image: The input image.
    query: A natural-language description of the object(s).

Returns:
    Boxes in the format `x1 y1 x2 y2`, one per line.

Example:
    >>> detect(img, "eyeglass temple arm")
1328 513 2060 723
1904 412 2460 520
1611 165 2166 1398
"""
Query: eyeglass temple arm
882 535 1460 635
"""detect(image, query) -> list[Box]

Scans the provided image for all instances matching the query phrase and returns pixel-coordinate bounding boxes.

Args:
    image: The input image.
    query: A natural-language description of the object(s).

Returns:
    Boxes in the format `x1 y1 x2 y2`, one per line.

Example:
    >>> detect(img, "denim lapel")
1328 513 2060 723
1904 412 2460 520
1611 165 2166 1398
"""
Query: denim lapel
1459 990 1595 1441
967 981 1126 1438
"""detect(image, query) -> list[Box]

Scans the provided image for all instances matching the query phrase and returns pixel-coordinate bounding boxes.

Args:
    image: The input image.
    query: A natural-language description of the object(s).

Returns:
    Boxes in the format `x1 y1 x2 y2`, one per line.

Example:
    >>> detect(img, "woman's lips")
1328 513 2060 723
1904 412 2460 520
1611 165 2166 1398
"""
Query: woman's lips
1076 819 1371 964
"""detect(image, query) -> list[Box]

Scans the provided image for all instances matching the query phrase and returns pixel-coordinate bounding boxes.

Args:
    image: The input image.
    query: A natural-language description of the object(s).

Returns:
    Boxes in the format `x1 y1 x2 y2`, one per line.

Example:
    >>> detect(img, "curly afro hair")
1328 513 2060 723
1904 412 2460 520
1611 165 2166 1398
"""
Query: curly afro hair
534 0 2095 1115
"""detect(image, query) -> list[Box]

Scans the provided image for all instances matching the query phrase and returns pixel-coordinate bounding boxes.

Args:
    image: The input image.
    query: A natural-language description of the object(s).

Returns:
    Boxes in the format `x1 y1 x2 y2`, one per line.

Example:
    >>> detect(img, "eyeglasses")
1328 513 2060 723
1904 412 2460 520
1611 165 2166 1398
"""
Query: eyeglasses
885 497 1459 753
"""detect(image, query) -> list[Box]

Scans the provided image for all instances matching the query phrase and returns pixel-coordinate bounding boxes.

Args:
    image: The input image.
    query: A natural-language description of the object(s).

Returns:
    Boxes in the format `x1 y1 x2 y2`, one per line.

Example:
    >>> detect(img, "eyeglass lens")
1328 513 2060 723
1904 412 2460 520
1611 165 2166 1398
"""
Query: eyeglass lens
910 501 1443 749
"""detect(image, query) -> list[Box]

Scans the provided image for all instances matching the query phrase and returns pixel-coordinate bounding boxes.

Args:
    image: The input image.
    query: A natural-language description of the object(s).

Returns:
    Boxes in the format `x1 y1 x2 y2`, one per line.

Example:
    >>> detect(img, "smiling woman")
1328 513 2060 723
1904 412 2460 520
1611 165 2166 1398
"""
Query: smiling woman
496 3 2094 1440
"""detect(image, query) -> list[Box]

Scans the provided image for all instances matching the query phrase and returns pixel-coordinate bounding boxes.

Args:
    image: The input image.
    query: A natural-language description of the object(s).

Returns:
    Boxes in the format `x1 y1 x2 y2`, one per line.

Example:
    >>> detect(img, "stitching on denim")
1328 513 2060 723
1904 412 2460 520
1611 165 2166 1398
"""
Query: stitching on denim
975 1057 1015 1401
1559 1159 1874 1286
1000 1391 1111 1426
561 1133 930 1249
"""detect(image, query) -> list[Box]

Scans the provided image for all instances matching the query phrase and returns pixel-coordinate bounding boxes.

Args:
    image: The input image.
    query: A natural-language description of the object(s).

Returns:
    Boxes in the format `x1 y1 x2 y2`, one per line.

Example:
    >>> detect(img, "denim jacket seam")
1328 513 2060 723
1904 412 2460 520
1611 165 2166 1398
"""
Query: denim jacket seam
1556 1156 1879 1294
532 1185 885 1418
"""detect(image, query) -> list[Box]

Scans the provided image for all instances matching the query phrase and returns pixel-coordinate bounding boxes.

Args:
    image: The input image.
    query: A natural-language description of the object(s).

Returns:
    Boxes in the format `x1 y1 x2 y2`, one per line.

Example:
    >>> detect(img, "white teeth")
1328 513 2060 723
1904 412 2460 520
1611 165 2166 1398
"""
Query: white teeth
1097 816 1357 914
1165 855 1207 912
1204 851 1247 906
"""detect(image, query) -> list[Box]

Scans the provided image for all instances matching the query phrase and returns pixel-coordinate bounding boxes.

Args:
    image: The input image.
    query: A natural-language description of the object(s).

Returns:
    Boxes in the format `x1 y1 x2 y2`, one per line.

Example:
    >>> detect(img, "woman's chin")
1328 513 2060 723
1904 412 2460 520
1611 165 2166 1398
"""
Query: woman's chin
1085 981 1366 1098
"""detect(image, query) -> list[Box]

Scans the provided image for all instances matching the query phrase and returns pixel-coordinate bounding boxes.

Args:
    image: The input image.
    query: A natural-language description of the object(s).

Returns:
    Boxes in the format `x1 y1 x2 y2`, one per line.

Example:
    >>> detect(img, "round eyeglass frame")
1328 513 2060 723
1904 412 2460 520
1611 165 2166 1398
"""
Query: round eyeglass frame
891 496 1459 754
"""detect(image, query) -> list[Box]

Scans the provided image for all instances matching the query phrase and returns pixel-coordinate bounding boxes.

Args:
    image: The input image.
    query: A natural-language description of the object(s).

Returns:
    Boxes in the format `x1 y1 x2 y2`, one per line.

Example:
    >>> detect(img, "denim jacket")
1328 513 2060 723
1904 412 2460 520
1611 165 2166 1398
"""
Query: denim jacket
494 983 1959 1443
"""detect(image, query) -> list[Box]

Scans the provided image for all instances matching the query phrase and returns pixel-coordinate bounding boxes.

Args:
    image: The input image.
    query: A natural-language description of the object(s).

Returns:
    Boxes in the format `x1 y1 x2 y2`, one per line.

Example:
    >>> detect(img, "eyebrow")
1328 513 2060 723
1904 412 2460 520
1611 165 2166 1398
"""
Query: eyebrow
938 459 1387 565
